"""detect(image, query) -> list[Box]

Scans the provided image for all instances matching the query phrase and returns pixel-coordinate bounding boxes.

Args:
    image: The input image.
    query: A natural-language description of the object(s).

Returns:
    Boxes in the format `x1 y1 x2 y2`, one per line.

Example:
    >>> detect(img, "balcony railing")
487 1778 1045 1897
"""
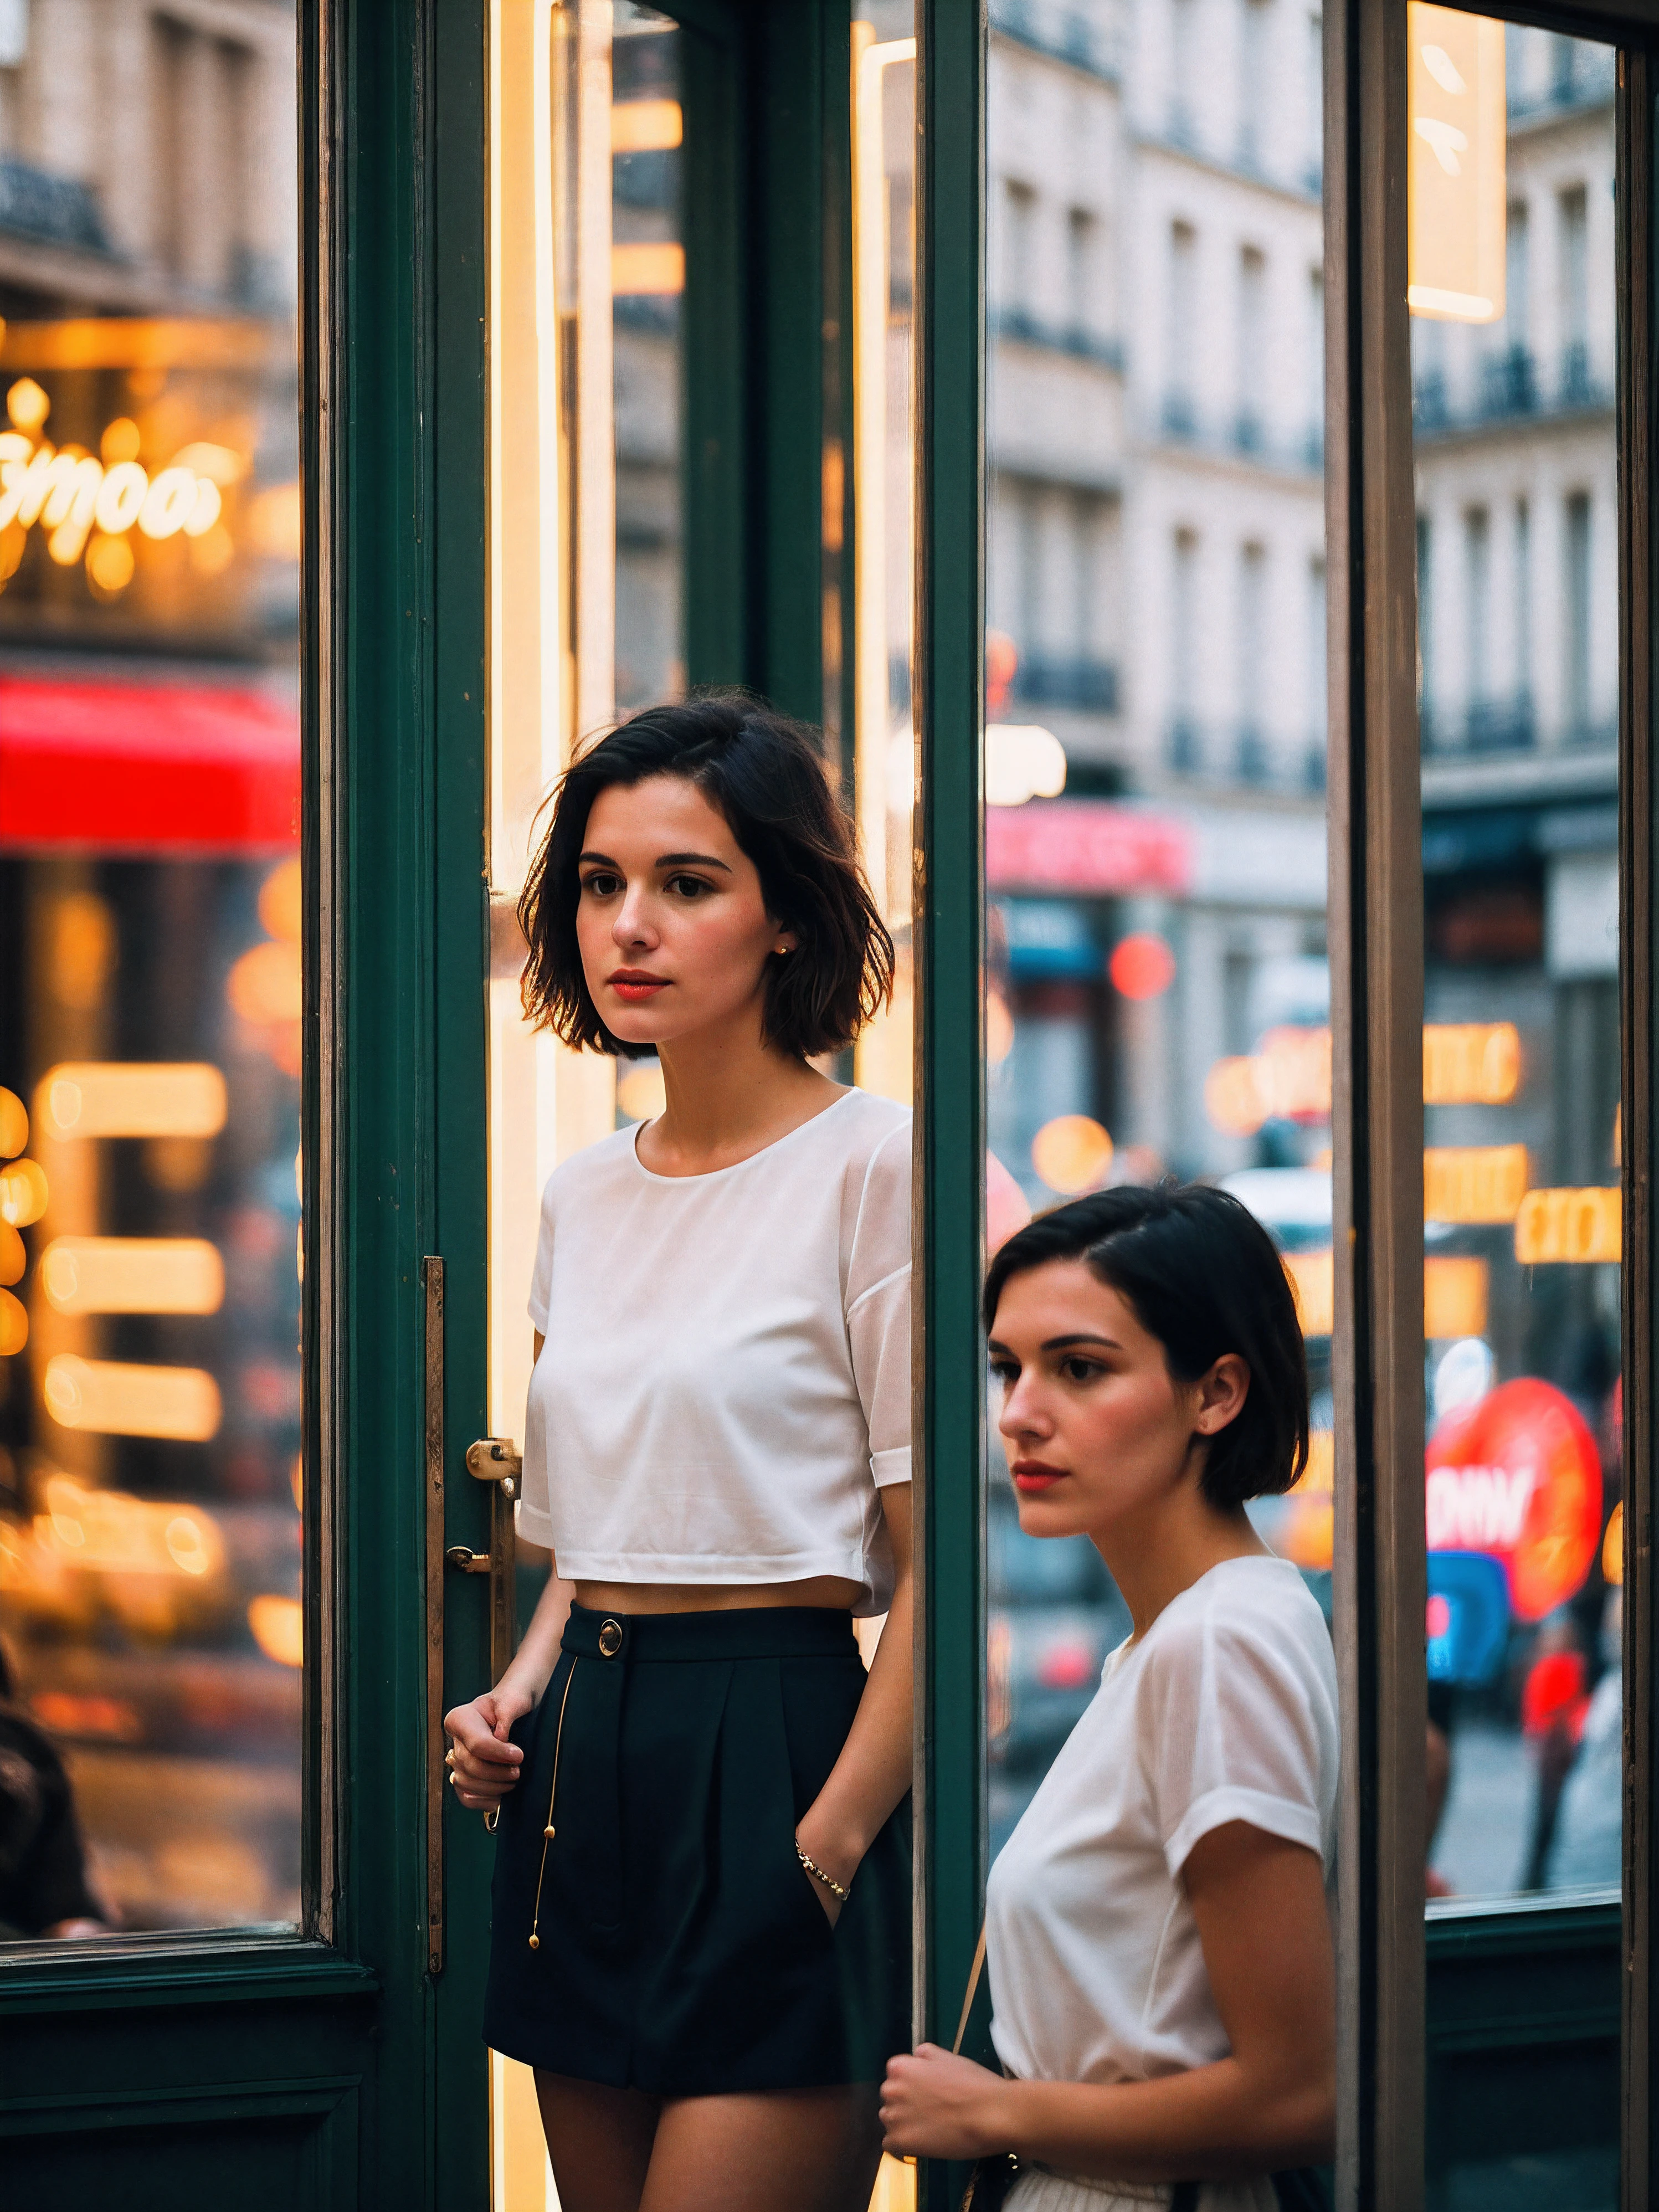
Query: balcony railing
1419 696 1616 757
1012 657 1120 714
0 161 112 255
990 0 1119 81
1168 715 1327 793
1157 392 1322 476
1414 347 1611 433
992 307 1124 371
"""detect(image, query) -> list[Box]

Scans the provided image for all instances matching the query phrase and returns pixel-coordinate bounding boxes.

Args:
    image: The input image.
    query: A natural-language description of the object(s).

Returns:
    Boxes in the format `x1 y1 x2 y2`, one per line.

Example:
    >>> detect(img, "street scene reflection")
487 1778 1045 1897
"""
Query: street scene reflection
981 0 1621 1924
982 0 1331 1856
0 2 301 1936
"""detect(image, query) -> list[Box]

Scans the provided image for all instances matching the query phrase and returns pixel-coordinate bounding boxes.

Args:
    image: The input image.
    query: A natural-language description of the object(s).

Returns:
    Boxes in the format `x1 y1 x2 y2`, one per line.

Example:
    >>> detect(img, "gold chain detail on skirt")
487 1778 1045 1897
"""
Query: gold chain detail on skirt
528 1659 578 1951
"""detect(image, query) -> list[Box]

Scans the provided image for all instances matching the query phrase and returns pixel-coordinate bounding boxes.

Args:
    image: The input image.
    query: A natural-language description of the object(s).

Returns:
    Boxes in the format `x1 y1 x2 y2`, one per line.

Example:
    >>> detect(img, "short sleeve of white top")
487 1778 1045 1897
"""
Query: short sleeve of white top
985 1556 1338 2086
520 1088 911 1616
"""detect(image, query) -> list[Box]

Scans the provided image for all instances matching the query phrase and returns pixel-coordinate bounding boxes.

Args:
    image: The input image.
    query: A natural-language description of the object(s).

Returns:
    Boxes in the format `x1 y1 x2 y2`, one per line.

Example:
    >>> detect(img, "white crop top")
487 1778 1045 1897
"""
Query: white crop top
519 1087 912 1615
985 1556 1338 2087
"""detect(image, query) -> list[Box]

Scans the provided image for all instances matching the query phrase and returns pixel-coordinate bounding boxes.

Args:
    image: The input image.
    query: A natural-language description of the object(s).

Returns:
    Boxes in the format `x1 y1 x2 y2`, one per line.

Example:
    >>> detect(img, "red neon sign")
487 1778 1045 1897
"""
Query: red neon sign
1425 1377 1602 1623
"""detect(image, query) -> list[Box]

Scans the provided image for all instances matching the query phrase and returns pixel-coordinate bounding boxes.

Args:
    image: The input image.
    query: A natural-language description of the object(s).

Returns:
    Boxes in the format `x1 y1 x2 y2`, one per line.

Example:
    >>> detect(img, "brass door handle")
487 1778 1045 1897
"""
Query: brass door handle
445 1546 491 1574
466 1436 521 1687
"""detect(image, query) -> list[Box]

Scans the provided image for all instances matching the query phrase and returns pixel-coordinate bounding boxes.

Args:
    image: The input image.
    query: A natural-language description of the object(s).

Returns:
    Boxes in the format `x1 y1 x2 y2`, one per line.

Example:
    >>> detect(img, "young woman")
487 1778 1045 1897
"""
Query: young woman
444 696 913 2212
881 1185 1338 2212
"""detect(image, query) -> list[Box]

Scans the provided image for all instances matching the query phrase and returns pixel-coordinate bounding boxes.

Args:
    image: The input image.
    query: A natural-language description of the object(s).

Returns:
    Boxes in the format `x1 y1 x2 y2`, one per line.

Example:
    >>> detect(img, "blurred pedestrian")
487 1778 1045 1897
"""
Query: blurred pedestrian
0 1643 107 1939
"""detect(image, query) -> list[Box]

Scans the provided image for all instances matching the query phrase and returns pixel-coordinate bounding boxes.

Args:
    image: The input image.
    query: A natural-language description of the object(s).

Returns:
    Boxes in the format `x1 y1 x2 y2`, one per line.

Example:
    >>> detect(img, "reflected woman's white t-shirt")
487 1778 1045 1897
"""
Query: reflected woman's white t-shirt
518 1087 911 1615
987 1554 1338 2087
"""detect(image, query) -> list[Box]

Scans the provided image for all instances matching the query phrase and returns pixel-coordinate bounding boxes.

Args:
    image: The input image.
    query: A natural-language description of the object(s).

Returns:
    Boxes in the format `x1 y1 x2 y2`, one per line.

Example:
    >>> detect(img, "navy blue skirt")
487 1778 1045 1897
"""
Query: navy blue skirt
482 1603 912 2095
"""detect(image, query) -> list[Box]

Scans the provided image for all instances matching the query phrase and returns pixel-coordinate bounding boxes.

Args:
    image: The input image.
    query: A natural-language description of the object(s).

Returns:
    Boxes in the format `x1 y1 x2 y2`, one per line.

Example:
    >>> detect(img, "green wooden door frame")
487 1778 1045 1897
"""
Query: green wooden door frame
0 0 499 2197
0 3 857 2193
913 5 988 2210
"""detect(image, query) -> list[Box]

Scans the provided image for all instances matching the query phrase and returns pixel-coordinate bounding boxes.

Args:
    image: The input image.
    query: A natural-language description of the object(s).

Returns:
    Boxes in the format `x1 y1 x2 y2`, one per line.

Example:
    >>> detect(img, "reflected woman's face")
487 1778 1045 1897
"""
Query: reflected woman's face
576 775 794 1056
988 1259 1245 1546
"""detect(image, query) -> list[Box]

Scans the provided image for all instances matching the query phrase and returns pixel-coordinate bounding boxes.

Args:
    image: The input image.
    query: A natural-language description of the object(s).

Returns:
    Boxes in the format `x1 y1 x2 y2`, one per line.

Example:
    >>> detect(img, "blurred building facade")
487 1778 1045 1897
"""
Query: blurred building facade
984 0 1615 1217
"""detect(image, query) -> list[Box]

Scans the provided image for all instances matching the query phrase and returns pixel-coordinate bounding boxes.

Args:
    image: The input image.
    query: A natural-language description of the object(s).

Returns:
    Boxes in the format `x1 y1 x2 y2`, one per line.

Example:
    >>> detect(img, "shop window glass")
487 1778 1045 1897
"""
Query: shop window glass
0 6 302 1940
851 2 917 1116
1409 11 1620 1913
983 0 1332 1857
485 1 694 2195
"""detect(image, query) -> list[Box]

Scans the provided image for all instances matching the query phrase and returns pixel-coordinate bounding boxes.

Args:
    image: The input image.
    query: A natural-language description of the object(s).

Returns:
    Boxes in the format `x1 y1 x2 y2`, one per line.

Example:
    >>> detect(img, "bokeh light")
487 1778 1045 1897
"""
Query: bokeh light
1031 1113 1114 1195
1108 932 1176 1001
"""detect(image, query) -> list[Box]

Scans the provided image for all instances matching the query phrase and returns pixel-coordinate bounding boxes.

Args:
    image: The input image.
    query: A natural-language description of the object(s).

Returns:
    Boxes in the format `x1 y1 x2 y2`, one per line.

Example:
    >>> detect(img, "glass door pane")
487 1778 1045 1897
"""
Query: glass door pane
1409 11 1620 1913
0 5 305 1941
1407 13 1620 2204
983 0 1332 1852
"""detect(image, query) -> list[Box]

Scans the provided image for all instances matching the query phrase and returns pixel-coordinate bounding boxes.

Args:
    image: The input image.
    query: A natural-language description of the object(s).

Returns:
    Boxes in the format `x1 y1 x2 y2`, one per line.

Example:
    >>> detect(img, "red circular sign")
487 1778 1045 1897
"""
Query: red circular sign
1426 1377 1602 1623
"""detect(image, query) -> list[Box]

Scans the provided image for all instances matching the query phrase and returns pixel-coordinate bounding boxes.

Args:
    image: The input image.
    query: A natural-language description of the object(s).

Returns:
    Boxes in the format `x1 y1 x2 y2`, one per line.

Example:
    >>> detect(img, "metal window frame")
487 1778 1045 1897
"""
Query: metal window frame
1330 4 1658 2208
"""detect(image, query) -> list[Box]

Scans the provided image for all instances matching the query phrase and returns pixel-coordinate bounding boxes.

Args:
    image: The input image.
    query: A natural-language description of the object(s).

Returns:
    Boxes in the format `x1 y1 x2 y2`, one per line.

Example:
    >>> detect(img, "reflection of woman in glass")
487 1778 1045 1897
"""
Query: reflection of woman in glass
444 698 912 2211
882 1189 1338 2212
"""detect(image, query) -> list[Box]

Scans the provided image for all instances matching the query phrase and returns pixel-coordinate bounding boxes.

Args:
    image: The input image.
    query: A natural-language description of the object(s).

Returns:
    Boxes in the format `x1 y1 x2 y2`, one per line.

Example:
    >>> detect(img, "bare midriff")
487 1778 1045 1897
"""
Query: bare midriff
571 1574 861 1615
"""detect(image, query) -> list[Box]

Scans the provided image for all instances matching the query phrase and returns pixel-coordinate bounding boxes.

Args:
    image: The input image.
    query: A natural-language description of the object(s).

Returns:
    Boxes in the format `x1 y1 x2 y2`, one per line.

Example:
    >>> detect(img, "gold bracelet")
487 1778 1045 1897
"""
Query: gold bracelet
795 1838 850 1902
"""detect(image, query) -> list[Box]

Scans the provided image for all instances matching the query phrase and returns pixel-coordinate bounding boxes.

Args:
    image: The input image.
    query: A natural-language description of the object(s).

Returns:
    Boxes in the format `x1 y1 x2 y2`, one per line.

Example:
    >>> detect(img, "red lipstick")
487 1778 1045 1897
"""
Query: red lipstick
1012 1460 1067 1494
609 968 669 1003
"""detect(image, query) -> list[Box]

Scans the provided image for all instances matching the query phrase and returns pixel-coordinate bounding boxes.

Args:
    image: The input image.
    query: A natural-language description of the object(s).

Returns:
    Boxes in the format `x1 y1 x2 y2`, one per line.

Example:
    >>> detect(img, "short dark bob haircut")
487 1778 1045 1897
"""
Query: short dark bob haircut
983 1183 1309 1511
518 692 894 1060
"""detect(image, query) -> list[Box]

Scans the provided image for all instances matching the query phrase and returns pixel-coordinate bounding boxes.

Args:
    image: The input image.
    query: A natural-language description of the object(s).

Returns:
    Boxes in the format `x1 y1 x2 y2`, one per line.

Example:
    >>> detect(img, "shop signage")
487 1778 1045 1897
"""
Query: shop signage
1426 1377 1602 1621
984 799 1191 896
1423 1142 1529 1224
1422 1021 1520 1104
1514 1184 1621 1265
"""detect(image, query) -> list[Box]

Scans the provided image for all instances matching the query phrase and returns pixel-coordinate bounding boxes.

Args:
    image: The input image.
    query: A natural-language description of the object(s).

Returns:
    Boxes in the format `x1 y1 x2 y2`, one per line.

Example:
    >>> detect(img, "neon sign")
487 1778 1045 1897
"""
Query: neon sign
1426 1377 1602 1622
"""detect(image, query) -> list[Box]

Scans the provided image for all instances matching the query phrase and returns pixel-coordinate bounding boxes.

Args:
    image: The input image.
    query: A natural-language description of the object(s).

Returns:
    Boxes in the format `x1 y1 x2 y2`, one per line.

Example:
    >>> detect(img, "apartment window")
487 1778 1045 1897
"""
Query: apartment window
1170 0 1197 143
1239 0 1270 171
1000 179 1037 327
1308 556 1327 735
1465 506 1491 728
1306 13 1323 185
1504 201 1529 355
1565 490 1592 738
1560 183 1589 399
1066 207 1101 343
1307 267 1324 460
1237 541 1267 776
1237 247 1266 449
1172 527 1199 765
1166 222 1197 433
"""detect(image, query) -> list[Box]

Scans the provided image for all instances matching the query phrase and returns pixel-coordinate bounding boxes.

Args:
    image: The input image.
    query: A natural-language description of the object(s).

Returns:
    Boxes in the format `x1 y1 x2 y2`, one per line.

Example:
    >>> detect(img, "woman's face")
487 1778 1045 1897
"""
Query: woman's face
988 1259 1247 1543
576 774 793 1054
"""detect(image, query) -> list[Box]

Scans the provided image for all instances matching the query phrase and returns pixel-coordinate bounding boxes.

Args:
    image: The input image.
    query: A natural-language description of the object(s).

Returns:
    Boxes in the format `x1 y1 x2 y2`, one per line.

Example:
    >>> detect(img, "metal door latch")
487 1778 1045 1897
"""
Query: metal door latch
466 1437 522 1497
465 1437 521 1687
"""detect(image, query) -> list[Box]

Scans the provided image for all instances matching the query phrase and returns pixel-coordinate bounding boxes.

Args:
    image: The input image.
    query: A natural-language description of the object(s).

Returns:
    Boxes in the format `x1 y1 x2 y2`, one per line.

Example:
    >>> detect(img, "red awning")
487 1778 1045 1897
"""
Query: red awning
0 673 300 854
986 799 1192 897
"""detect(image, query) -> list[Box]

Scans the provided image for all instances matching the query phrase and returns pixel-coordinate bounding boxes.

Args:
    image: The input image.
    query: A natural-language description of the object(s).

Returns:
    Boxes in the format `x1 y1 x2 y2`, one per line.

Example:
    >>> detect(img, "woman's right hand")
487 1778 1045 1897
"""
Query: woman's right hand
443 1684 535 1811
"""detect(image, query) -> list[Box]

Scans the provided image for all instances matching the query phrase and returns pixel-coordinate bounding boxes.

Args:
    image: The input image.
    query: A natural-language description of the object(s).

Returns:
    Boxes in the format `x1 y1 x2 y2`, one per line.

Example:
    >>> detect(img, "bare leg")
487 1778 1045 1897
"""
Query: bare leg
535 2071 661 2212
640 2085 884 2212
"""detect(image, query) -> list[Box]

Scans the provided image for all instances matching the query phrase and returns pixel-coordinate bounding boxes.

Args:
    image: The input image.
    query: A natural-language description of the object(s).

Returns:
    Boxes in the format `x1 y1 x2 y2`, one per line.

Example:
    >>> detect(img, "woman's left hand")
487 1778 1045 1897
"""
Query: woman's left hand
880 2044 1008 2160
